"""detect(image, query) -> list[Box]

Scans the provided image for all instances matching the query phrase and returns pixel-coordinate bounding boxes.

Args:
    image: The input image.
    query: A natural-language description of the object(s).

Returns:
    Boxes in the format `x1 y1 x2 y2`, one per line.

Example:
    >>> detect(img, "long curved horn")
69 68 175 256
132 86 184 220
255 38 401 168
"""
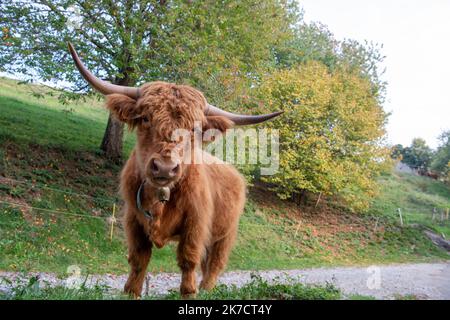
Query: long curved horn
67 42 140 99
205 104 283 125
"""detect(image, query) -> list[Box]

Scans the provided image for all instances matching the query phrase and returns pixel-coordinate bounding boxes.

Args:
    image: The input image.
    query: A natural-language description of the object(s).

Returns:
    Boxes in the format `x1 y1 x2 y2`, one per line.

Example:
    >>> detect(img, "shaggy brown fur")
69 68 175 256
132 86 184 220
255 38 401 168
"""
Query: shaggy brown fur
107 82 246 298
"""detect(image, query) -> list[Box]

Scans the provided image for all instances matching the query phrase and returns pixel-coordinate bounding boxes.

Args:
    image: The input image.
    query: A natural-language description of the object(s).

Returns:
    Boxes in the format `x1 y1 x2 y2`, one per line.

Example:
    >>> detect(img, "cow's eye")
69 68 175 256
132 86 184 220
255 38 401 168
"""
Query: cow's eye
142 116 150 123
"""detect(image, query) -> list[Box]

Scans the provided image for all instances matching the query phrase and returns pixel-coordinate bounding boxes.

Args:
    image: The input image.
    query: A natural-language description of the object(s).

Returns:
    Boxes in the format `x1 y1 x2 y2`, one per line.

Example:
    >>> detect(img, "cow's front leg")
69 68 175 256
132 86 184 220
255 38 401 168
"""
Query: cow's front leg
124 214 152 298
176 179 212 298
177 236 203 298
177 209 211 299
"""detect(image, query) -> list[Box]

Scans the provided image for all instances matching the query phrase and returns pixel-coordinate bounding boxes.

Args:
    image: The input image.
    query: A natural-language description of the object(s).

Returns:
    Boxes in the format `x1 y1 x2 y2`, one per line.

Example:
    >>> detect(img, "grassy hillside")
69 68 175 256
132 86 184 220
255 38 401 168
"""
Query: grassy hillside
0 77 136 154
372 172 450 237
0 77 448 276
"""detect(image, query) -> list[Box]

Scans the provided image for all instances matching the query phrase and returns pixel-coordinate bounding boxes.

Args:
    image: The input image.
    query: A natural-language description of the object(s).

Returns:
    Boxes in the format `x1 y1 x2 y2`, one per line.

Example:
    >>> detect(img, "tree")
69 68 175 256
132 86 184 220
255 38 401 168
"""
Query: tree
391 144 404 160
431 130 450 179
274 22 386 103
254 61 389 211
401 138 433 171
245 22 389 211
0 0 298 160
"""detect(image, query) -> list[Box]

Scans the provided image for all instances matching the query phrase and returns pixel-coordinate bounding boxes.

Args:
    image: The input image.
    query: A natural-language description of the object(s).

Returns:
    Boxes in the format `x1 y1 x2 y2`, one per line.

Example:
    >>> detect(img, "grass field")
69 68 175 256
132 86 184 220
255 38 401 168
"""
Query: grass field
0 77 449 278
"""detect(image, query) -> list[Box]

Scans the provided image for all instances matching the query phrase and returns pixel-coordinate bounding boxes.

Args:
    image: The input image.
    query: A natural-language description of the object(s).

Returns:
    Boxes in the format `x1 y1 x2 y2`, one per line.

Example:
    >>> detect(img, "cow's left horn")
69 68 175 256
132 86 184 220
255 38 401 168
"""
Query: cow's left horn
205 104 283 125
67 42 140 99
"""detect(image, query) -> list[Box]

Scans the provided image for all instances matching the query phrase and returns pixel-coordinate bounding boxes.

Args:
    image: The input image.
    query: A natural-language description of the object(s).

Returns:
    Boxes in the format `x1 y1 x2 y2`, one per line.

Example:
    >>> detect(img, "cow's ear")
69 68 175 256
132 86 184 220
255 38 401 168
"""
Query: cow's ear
105 94 140 123
203 116 234 134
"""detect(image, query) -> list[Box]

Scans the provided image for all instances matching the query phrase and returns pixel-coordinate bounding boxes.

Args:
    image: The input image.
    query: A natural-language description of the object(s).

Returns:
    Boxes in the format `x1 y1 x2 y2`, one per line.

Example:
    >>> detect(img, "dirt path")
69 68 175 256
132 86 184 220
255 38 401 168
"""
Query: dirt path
1 262 449 299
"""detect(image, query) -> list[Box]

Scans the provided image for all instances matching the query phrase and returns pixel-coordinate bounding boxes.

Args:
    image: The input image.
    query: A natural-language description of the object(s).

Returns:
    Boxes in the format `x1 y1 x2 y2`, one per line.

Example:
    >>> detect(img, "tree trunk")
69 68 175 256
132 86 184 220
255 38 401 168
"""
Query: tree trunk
292 189 309 207
100 75 132 161
100 114 124 161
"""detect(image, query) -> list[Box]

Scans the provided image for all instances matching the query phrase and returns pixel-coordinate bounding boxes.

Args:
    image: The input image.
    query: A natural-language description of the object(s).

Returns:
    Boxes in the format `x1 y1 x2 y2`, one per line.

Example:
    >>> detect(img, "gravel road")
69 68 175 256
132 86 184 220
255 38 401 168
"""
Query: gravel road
1 262 449 299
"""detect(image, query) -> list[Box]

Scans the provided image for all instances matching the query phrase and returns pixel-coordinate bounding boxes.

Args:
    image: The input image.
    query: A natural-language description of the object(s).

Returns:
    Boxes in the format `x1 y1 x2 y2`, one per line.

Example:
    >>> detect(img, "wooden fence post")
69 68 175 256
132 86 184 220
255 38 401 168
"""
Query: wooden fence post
432 208 437 221
373 217 380 233
109 203 116 242
314 192 322 208
397 208 403 227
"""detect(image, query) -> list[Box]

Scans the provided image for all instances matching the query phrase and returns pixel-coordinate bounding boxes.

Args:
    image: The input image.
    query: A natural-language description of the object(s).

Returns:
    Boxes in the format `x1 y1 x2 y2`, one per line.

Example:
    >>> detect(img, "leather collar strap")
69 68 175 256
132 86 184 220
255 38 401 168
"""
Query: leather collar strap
136 181 153 220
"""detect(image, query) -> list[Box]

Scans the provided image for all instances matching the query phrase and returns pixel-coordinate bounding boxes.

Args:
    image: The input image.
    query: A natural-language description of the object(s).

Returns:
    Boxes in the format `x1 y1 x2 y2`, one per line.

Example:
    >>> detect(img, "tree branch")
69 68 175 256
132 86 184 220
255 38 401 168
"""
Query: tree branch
38 0 115 56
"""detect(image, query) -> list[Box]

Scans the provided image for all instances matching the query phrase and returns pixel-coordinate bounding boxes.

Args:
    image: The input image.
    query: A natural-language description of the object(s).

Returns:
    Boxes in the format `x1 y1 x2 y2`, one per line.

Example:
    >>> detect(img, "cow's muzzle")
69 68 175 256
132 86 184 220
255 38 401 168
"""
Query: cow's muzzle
148 157 180 187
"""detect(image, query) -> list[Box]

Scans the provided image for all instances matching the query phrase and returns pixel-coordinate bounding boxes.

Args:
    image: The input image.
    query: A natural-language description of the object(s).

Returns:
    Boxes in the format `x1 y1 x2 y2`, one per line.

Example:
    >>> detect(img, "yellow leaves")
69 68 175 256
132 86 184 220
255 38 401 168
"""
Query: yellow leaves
256 60 388 211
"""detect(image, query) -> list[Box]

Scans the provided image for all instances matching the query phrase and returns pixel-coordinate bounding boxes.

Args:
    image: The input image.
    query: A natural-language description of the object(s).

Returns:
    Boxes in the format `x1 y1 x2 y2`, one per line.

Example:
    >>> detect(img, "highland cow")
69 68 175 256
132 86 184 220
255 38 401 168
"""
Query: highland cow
68 43 282 297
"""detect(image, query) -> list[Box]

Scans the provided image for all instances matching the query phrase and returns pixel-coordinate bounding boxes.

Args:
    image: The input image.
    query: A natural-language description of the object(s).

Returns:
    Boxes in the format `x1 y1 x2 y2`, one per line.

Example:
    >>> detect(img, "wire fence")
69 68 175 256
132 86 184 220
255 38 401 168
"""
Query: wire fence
6 176 447 269
394 207 450 231
0 175 120 217
0 175 120 244
0 176 118 204
0 193 303 267
0 176 291 246
7 175 447 266
0 199 106 220
0 175 293 222
0 198 292 230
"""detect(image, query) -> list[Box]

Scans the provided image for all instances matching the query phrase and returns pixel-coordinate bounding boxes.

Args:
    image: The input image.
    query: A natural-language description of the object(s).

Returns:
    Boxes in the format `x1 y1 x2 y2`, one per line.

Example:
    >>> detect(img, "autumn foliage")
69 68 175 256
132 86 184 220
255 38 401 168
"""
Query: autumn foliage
255 61 390 211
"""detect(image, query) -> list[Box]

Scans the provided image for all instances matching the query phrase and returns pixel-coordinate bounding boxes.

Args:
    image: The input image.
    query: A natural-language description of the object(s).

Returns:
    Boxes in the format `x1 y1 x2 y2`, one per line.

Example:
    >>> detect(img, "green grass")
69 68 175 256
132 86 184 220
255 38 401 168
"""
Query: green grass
0 77 136 154
166 275 340 300
0 274 340 300
0 77 449 278
0 276 115 300
370 172 450 238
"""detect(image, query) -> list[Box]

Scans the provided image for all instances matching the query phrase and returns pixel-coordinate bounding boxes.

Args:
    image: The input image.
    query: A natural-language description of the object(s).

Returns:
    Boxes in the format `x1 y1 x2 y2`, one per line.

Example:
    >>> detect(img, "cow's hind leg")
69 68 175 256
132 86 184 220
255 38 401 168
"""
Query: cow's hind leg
124 215 152 298
199 231 236 291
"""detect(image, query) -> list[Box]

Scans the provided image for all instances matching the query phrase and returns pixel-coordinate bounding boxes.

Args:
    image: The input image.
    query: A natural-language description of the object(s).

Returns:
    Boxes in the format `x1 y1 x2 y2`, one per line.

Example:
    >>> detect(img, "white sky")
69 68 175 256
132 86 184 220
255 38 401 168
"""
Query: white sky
300 0 450 149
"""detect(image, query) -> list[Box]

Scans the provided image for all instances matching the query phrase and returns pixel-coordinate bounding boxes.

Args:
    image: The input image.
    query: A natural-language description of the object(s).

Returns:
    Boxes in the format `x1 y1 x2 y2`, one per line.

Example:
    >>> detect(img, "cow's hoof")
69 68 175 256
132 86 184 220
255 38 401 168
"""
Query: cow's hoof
180 287 198 299
124 291 141 300
181 292 197 299
124 286 141 300
199 280 215 291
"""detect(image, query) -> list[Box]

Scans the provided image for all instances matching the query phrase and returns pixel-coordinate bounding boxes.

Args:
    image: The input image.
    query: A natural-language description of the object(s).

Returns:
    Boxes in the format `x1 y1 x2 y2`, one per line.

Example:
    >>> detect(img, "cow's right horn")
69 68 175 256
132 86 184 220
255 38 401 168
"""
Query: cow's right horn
205 104 283 126
68 42 140 99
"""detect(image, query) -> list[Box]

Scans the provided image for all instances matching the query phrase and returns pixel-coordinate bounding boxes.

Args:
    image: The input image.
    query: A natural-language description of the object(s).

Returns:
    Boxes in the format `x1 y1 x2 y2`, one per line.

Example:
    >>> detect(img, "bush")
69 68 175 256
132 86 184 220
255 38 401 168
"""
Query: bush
254 61 390 211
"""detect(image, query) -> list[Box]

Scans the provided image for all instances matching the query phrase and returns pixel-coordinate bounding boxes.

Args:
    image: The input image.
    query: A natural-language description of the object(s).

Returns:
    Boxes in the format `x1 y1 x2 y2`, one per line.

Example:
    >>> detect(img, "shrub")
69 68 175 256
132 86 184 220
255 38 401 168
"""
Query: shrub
254 61 390 211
